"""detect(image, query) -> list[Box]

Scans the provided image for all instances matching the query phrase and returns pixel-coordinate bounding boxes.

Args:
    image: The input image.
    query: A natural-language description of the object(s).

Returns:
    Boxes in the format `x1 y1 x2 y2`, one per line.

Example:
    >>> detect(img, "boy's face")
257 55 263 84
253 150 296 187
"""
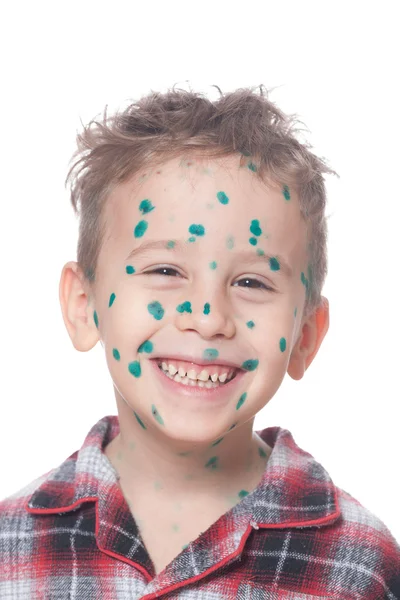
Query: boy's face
93 154 309 443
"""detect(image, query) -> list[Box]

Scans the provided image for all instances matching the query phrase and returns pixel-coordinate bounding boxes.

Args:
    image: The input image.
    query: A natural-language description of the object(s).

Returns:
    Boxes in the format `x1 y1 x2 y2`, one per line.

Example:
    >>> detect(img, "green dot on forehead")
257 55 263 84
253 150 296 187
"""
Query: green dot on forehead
216 191 229 205
134 220 148 238
128 361 141 377
241 359 259 371
279 337 287 352
203 348 219 360
148 301 165 320
188 223 205 236
109 293 116 307
138 340 153 353
269 257 280 271
112 348 120 361
139 199 155 214
203 302 210 315
126 265 135 274
176 301 192 313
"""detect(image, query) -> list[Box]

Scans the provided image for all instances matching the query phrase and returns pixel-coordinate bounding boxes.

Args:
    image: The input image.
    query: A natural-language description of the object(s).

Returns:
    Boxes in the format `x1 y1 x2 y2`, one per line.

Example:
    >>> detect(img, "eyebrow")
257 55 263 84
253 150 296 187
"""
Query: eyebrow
126 239 293 278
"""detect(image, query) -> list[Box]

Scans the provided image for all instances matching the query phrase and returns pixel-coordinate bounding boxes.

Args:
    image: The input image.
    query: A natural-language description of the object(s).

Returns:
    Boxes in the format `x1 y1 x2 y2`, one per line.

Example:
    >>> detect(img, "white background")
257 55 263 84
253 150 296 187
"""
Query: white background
0 1 399 543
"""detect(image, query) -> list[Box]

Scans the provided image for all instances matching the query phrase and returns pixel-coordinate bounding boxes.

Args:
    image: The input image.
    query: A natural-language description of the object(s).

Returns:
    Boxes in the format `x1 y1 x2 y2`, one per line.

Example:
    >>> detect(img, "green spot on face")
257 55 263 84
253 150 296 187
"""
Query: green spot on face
166 240 175 249
85 267 95 282
250 219 262 236
246 320 255 329
226 235 235 249
93 310 99 328
294 306 297 318
151 404 164 425
138 340 153 353
216 191 229 205
249 237 257 246
188 223 205 236
247 161 257 172
211 437 224 447
139 199 155 214
241 359 259 371
128 361 141 377
134 220 148 238
182 543 189 550
236 392 247 410
109 293 116 307
209 261 217 270
172 523 180 532
269 257 280 271
134 411 147 429
238 489 249 499
188 236 196 242
178 451 192 457
126 265 135 274
256 248 265 256
203 302 210 315
176 301 192 313
258 446 267 458
205 456 219 469
203 348 219 360
148 301 165 320
154 480 164 490
279 337 287 352
112 348 120 361
283 184 291 201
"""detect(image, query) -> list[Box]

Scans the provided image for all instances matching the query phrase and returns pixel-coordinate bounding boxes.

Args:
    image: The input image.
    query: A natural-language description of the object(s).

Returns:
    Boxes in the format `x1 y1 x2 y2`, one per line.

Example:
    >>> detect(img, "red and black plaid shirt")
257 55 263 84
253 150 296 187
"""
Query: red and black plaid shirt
1 415 399 598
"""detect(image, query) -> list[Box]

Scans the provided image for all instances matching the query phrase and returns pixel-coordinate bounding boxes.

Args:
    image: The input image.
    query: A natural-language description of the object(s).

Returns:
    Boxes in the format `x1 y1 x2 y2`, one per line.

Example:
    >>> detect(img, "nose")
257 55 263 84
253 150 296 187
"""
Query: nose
174 291 236 340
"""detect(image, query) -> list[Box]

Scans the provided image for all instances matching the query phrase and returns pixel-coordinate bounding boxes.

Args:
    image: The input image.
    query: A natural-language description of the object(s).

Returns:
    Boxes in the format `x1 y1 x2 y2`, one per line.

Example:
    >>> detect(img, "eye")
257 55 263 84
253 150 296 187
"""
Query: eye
233 278 273 291
145 266 181 277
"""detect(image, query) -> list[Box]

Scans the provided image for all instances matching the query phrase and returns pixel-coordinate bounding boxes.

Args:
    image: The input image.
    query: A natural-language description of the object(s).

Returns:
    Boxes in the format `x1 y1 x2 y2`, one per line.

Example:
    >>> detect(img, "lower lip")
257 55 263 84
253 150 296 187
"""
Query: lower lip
149 359 246 401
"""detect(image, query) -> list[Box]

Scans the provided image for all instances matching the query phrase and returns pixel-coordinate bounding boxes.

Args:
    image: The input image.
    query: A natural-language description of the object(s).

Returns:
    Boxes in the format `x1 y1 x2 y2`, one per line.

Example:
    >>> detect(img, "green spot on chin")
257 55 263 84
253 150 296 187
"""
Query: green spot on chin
166 240 175 249
148 301 165 320
236 392 247 410
176 301 192 313
152 404 164 425
205 456 219 469
209 261 217 270
138 340 153 353
128 361 141 377
250 219 262 236
216 190 229 205
134 411 147 429
188 223 205 236
211 437 224 447
93 310 99 328
283 184 291 201
112 348 120 361
258 446 267 458
238 489 249 499
203 302 211 315
134 220 148 238
139 199 155 214
249 237 257 246
203 348 219 360
269 257 280 271
279 337 287 352
126 265 135 274
109 293 116 307
241 359 259 371
246 320 255 329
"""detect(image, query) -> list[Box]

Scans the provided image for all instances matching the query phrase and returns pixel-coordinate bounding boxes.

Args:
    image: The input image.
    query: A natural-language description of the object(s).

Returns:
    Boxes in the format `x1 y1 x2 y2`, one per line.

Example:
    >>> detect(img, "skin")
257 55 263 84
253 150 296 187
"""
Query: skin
59 154 329 567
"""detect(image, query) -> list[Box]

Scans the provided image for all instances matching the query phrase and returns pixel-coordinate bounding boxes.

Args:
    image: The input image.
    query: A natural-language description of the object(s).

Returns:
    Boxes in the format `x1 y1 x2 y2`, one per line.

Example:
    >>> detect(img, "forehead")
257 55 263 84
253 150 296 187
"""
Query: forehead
105 155 306 256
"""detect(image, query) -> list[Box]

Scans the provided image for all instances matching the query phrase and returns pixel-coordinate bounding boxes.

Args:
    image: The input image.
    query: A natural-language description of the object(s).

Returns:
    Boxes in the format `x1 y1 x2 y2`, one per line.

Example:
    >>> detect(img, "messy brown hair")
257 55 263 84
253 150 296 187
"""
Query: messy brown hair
65 84 339 319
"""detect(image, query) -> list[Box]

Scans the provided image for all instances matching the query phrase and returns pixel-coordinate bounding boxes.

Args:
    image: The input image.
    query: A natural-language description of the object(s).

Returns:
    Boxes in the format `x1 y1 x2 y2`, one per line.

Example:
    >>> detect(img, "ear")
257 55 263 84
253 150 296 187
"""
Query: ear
59 261 100 352
287 296 329 381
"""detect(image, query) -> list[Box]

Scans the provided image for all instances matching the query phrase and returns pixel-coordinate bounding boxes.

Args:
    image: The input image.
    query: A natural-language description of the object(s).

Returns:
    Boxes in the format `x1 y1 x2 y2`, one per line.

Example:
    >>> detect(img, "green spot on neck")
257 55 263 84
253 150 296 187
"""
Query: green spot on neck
236 392 247 410
151 404 164 425
139 199 155 214
294 306 297 318
238 489 249 499
134 411 147 429
203 348 218 360
258 446 267 458
205 456 219 469
279 337 287 352
93 310 99 328
211 437 224 447
148 301 165 320
109 293 116 307
134 220 148 238
112 348 120 361
203 302 210 315
176 301 192 313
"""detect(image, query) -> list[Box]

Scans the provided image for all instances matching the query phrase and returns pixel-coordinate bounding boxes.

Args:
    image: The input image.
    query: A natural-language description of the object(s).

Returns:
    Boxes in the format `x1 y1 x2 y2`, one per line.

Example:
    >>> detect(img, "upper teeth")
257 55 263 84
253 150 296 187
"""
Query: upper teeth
161 362 232 383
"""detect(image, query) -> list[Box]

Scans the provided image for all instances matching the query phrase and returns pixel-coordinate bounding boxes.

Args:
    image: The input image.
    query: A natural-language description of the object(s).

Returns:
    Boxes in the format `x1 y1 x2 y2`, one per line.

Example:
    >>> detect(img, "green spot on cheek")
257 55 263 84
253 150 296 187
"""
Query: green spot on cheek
241 359 259 371
126 265 135 274
249 237 257 246
152 404 164 425
138 340 153 353
134 411 147 429
226 235 235 249
279 337 287 352
112 348 120 360
166 240 175 249
93 310 99 328
283 184 291 200
258 446 267 458
203 302 210 315
238 489 249 499
188 223 205 236
176 301 192 313
269 257 280 271
205 456 219 469
203 348 219 360
236 392 247 410
246 320 255 329
139 199 155 214
154 480 164 490
256 248 265 256
211 437 224 446
188 236 196 242
128 361 141 377
134 220 148 238
209 261 217 270
216 190 229 205
250 219 262 236
109 293 116 307
148 301 165 320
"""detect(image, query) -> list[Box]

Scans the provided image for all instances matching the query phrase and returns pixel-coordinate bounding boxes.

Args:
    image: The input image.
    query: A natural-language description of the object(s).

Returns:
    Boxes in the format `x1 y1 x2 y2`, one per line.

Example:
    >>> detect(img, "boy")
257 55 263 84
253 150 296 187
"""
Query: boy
1 84 399 599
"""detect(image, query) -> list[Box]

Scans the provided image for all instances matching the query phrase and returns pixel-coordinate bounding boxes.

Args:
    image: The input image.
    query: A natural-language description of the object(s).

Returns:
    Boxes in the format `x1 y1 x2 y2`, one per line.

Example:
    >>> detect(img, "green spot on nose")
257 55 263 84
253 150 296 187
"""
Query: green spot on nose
134 220 148 238
128 361 141 377
188 223 205 236
93 310 99 328
279 337 287 352
203 302 211 315
269 257 280 271
148 301 165 320
112 348 120 361
138 340 153 353
126 265 135 274
216 191 229 205
109 293 116 307
176 301 192 314
139 199 155 214
236 392 247 410
203 348 219 360
250 219 262 236
241 359 259 371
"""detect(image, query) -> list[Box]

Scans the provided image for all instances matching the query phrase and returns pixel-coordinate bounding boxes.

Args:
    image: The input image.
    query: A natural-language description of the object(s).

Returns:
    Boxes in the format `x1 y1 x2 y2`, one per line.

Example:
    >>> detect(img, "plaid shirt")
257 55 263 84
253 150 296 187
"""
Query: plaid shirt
1 415 399 599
